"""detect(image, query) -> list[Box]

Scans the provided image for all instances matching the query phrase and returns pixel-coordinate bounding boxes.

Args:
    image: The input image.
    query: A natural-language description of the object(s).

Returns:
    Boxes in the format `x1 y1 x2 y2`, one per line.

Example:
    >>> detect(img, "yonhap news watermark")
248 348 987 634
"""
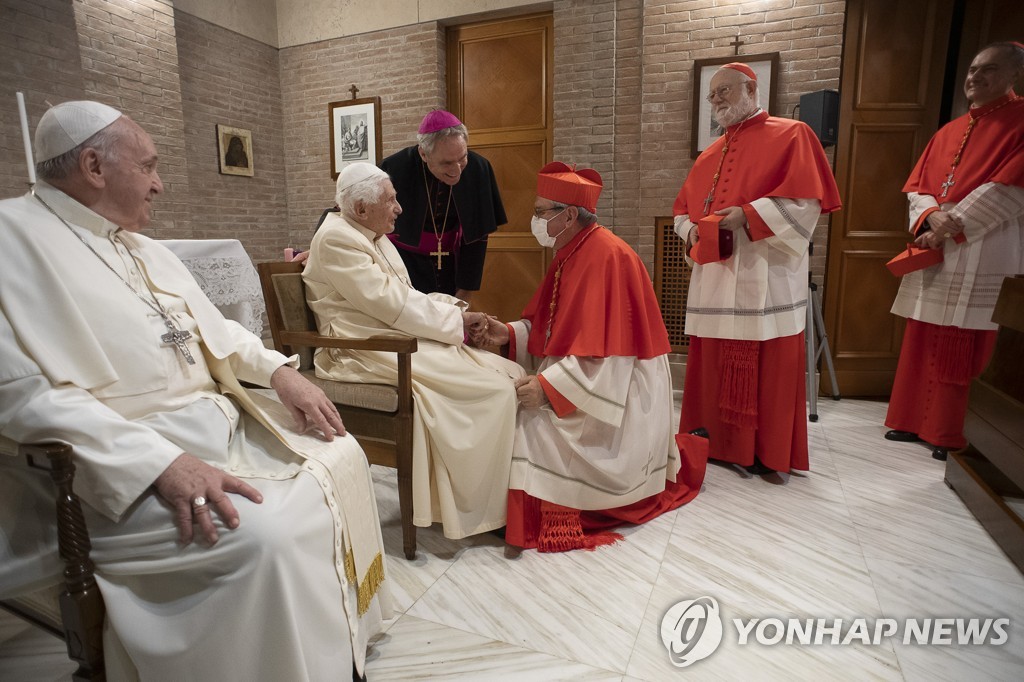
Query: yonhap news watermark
660 596 1010 668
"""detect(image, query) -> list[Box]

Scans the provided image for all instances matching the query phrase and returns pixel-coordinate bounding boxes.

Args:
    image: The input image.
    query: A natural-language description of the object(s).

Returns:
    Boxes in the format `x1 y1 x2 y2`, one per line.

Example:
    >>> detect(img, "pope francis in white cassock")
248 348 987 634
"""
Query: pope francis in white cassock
303 163 525 540
0 101 390 680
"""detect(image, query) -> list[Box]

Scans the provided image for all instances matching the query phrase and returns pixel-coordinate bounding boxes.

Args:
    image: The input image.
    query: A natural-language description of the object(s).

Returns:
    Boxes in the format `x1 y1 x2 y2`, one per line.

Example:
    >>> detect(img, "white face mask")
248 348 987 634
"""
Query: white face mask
531 208 570 248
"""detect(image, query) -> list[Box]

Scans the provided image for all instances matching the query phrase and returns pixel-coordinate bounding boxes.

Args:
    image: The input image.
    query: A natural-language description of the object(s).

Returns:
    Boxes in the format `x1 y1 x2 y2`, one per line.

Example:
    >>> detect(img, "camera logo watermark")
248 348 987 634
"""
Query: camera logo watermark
659 596 724 667
661 597 1010 669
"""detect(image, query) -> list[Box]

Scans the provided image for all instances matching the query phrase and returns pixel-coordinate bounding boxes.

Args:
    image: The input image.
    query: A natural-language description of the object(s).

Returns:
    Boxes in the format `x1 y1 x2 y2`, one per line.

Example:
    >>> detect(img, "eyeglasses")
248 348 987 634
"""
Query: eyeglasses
706 84 738 103
533 205 567 218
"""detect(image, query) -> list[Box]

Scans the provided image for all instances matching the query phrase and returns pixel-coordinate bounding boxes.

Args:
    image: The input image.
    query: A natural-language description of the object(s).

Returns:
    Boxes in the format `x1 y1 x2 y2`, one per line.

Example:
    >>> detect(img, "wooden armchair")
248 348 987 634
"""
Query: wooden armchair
0 437 106 681
257 261 419 560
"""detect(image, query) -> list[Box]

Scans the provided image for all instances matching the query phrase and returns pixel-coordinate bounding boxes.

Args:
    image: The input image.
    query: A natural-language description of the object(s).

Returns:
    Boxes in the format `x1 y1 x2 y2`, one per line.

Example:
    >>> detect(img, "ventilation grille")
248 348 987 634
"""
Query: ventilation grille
654 216 690 353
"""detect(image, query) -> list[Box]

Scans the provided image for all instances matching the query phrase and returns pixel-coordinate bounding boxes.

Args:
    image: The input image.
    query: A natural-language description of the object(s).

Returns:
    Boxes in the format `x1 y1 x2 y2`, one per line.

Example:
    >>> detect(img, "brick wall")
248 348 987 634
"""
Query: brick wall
1 0 845 282
279 22 446 251
73 0 191 238
554 0 846 285
0 0 84 193
175 10 287 261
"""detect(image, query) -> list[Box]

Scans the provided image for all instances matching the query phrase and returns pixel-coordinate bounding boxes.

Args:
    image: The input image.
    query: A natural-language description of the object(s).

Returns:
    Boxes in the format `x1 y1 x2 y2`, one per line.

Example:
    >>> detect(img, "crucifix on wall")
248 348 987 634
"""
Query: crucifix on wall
349 84 360 99
730 34 745 55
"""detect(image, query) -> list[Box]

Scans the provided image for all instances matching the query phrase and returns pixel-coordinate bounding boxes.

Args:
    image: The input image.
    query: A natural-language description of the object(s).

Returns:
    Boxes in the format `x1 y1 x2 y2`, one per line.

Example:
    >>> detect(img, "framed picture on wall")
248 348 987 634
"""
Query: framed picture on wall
216 124 254 177
328 96 383 179
691 52 779 159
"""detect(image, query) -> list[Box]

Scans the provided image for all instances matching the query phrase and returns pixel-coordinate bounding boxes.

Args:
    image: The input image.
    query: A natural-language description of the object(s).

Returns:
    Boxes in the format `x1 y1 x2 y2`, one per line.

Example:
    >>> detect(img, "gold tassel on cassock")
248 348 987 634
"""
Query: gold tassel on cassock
345 549 386 616
719 339 759 429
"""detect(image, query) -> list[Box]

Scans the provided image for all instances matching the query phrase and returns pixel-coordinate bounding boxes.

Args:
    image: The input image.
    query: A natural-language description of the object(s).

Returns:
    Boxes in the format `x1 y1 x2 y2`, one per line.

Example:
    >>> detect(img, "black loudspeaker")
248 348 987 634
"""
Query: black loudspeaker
798 90 840 147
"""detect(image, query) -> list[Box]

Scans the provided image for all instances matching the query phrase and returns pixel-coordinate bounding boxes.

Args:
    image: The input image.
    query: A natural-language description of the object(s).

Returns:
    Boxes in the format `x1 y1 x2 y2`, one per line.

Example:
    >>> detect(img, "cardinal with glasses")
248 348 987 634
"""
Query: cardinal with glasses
476 162 707 553
672 62 842 476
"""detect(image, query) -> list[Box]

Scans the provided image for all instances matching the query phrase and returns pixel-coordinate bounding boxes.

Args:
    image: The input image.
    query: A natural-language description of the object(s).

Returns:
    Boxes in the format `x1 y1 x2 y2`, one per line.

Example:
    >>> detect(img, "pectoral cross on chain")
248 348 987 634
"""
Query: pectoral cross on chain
430 247 449 270
940 172 955 198
703 190 715 215
159 316 196 365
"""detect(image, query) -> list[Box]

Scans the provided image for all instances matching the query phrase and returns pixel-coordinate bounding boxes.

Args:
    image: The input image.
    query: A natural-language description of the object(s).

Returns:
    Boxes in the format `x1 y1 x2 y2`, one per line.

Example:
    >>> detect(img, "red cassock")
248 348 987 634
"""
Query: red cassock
672 111 841 473
505 226 707 551
885 94 1023 448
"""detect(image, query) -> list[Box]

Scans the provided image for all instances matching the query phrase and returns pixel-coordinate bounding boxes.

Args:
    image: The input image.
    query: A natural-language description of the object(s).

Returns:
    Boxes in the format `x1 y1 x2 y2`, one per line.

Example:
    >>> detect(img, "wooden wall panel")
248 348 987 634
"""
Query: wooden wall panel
823 0 954 397
844 125 924 236
448 13 553 314
460 32 547 131
472 142 547 235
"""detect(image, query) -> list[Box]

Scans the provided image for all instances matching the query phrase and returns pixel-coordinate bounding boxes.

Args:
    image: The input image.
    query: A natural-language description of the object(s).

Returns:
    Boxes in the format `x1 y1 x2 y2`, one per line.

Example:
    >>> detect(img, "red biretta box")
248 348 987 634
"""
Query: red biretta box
690 214 733 265
886 245 944 276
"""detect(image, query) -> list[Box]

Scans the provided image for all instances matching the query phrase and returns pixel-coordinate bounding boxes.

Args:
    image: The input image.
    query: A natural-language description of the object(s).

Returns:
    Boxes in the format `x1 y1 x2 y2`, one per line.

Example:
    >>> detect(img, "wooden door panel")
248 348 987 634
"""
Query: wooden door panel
459 32 548 131
855 4 946 107
472 141 547 233
474 235 547 323
844 125 924 235
823 0 953 397
833 251 904 357
448 13 553 314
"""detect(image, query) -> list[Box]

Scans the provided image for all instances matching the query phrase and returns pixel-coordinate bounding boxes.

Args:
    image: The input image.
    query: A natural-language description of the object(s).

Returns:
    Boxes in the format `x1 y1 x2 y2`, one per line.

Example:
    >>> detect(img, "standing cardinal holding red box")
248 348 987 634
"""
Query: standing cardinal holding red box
672 61 841 476
884 42 1024 461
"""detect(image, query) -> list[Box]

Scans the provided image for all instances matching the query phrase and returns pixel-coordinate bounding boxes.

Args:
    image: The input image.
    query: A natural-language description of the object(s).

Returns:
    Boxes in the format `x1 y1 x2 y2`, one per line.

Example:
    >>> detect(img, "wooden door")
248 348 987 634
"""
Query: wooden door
822 0 954 396
447 13 553 321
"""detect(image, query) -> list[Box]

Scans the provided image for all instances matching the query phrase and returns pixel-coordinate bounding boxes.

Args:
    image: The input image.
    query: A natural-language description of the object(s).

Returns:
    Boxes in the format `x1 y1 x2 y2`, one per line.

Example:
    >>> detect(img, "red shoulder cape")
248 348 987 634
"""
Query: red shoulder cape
523 226 671 359
903 94 1024 202
673 111 842 218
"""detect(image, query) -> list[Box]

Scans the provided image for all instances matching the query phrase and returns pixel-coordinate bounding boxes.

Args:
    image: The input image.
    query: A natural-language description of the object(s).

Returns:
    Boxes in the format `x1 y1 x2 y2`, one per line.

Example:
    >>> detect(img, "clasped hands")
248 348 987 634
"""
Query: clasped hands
461 311 509 347
153 365 345 547
461 313 546 407
915 211 964 249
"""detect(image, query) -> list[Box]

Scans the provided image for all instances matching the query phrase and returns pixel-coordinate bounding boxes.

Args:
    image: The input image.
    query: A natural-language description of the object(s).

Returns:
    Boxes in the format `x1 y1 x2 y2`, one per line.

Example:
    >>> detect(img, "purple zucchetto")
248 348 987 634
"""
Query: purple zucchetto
418 110 462 134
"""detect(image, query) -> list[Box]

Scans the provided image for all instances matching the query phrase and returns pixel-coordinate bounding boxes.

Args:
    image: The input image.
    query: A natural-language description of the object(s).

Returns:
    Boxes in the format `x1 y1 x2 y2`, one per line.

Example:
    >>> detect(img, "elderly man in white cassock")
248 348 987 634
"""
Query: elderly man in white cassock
303 163 525 541
0 101 390 681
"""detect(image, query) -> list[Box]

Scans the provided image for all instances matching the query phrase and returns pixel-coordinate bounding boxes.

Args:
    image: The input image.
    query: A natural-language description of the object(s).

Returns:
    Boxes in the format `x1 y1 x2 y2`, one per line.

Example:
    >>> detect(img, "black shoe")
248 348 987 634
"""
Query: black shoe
689 427 709 438
885 430 922 443
744 457 773 475
931 448 949 461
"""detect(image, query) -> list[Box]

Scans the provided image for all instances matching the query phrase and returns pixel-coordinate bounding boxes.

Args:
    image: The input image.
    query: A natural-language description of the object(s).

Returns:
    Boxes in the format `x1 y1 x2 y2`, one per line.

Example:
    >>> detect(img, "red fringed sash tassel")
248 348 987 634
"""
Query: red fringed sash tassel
936 326 975 386
719 339 759 428
537 500 622 553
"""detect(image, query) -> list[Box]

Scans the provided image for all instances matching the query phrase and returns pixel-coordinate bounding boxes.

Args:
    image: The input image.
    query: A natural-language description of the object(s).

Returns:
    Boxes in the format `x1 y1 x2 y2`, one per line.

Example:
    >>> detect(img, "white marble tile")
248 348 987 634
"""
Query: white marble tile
10 399 1024 681
405 536 664 673
864 556 1024 682
366 614 624 681
370 464 491 614
627 541 901 681
823 433 1023 583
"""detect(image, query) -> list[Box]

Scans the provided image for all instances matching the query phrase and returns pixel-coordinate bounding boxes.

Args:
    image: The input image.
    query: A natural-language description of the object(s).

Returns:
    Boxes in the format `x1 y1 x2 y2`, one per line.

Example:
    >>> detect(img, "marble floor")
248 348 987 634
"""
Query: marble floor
2 399 1022 681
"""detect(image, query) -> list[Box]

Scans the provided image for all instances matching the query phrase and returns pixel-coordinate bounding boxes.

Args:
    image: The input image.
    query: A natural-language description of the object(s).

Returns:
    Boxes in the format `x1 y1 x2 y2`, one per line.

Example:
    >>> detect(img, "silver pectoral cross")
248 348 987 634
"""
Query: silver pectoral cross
159 316 196 365
940 172 955 198
703 190 715 215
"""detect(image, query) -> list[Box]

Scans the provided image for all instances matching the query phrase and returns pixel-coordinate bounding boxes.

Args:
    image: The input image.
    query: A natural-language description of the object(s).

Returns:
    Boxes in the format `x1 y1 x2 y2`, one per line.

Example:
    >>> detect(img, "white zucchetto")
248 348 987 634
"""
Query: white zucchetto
34 100 122 163
336 162 389 192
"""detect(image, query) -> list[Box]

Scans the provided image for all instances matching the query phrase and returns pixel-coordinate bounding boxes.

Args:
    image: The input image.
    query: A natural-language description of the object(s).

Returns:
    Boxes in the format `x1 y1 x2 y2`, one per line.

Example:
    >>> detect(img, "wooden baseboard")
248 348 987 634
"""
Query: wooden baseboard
944 447 1024 575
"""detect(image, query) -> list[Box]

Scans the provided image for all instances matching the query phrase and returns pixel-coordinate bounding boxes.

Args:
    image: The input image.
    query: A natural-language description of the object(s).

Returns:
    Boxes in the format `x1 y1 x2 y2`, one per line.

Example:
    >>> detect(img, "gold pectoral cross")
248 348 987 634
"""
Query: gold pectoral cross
160 317 196 365
940 172 955 198
431 248 449 269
